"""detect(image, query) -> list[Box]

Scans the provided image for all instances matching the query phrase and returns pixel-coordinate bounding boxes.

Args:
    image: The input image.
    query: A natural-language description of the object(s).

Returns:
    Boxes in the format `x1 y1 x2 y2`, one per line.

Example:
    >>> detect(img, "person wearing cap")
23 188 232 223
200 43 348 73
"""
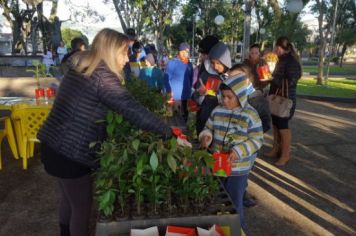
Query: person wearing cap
192 35 220 135
129 41 146 78
139 53 163 91
163 42 193 122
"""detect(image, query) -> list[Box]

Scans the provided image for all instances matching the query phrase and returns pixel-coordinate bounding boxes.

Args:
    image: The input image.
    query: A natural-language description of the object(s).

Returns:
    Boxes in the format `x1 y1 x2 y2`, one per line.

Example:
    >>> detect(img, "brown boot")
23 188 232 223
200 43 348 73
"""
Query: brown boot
275 128 291 166
265 126 280 158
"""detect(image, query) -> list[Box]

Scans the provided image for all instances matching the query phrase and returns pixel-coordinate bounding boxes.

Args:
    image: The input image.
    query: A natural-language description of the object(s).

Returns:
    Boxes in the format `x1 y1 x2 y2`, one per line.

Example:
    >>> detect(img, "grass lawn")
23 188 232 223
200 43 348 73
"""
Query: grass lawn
297 77 356 98
302 65 356 74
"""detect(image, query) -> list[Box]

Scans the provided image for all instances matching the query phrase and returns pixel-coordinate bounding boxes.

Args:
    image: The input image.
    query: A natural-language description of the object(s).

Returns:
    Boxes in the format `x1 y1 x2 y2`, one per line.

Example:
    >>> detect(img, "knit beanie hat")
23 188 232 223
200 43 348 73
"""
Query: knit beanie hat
178 42 190 51
132 41 143 53
198 35 219 54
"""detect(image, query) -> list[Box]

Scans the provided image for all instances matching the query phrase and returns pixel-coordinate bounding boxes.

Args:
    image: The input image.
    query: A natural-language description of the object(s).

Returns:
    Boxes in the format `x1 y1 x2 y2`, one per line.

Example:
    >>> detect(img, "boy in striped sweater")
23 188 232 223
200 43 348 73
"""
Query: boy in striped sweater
199 73 264 233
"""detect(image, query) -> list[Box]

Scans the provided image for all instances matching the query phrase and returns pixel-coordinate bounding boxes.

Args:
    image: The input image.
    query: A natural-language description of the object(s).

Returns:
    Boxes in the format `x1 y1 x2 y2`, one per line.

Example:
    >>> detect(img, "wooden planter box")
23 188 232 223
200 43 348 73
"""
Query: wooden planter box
95 213 239 236
95 183 240 236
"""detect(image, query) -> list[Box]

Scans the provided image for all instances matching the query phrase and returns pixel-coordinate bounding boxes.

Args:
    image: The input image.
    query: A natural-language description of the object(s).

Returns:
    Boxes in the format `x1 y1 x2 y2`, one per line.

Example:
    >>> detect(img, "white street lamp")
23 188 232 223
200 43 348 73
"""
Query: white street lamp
214 15 224 25
286 0 303 13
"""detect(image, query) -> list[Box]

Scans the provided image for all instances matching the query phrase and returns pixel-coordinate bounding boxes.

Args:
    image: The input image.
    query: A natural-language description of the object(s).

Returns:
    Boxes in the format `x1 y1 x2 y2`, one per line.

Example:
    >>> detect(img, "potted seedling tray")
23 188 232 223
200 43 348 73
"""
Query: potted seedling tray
95 183 240 236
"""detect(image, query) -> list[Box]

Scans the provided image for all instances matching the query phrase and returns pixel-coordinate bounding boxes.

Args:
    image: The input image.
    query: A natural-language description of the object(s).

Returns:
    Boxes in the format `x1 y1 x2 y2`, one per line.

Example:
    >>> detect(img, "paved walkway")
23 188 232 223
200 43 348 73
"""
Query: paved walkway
246 98 356 236
0 94 355 235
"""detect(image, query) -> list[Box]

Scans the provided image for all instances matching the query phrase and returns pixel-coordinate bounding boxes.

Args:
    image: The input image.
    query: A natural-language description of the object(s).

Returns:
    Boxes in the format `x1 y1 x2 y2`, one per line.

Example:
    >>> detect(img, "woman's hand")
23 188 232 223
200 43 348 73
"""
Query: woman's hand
200 135 211 149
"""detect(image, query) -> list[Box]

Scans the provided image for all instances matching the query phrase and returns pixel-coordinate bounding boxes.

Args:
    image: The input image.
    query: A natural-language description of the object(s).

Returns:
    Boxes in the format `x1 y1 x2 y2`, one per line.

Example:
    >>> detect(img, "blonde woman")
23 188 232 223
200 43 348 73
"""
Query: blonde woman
38 29 173 236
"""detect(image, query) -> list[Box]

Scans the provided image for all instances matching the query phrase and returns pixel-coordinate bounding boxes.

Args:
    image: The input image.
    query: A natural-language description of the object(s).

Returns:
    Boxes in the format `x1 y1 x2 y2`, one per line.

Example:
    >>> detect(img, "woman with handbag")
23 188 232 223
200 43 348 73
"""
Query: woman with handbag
265 36 302 166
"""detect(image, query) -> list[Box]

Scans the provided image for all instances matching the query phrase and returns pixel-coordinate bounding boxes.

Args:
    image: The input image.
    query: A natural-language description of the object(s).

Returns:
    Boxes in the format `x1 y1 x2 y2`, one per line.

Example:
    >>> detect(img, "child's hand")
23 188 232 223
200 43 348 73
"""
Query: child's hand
200 135 211 149
229 151 239 162
197 79 207 95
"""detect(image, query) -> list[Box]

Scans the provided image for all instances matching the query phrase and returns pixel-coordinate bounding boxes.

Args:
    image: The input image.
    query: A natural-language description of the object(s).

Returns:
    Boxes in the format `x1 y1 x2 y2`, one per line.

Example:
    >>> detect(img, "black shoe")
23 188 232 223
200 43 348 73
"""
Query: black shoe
243 195 257 208
60 224 71 236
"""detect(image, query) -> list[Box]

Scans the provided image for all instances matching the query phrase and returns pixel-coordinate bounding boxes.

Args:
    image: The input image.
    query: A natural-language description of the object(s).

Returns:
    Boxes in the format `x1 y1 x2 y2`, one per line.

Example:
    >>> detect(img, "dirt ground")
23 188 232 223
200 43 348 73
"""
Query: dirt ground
0 73 355 235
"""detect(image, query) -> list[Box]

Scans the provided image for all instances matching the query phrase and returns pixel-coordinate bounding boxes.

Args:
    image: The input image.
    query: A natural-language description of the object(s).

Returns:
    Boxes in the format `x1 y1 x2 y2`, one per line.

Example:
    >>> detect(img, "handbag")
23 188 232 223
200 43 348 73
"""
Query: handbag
267 79 293 118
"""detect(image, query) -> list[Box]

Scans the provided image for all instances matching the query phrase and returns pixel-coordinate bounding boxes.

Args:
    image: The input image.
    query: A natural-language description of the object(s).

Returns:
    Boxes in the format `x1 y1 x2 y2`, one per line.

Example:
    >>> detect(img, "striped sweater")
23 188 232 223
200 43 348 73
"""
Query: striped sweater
199 73 264 176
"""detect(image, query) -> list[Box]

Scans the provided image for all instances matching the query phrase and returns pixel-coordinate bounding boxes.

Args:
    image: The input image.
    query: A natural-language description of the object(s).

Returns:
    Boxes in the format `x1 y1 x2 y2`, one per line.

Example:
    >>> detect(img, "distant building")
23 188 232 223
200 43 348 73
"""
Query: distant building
0 33 12 55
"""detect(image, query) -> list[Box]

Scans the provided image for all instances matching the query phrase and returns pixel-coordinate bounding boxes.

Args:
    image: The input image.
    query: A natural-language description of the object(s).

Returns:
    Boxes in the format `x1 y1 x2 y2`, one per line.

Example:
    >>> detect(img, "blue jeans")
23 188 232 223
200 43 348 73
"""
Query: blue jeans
223 174 249 231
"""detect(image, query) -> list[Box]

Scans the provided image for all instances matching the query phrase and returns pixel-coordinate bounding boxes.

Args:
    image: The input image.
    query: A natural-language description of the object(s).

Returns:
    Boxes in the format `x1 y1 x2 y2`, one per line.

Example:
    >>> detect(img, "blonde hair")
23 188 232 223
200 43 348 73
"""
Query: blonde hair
73 28 130 79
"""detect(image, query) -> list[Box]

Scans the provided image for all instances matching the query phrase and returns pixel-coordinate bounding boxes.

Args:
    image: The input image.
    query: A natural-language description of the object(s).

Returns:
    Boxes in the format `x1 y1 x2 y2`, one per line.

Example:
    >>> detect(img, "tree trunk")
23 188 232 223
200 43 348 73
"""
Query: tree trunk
37 3 48 52
112 0 127 32
316 0 325 85
242 0 253 61
30 21 39 55
339 43 347 67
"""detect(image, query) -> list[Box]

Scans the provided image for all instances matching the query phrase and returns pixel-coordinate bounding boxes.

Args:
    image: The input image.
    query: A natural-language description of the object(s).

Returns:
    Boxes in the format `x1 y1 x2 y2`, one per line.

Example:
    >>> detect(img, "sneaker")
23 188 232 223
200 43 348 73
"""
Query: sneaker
243 195 257 208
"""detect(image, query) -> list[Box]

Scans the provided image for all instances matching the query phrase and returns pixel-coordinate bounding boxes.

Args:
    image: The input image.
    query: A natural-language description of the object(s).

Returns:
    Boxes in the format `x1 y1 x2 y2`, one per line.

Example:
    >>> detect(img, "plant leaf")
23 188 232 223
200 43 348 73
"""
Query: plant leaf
149 151 159 171
107 111 114 123
132 139 140 151
115 114 123 124
167 154 177 173
106 123 115 137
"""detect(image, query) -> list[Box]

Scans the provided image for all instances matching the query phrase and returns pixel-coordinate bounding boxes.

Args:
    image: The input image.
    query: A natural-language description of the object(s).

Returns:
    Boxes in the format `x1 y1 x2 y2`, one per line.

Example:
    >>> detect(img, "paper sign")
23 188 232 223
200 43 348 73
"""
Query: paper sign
131 226 159 236
166 226 195 236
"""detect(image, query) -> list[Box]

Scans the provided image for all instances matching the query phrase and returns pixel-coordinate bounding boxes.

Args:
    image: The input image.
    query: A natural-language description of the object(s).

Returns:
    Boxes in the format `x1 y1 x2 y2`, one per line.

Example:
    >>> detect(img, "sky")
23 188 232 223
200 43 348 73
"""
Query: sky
0 0 122 41
56 0 122 42
0 0 318 42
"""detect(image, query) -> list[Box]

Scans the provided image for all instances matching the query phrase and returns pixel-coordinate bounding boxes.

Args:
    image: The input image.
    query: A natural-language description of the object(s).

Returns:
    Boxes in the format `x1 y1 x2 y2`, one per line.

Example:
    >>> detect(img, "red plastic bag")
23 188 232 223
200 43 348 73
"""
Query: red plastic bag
205 76 222 96
257 65 272 81
187 99 199 112
212 151 231 177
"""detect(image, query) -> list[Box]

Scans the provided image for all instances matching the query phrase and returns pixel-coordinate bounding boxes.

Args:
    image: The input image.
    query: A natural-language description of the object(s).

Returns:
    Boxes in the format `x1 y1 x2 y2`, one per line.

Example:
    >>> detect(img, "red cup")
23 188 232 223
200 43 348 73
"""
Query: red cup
46 87 56 98
35 88 45 98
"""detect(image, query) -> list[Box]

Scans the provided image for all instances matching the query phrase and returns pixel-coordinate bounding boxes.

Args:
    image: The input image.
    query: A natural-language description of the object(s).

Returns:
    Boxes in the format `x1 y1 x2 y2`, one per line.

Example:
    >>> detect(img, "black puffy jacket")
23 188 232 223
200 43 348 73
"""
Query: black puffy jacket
37 64 172 168
269 53 302 102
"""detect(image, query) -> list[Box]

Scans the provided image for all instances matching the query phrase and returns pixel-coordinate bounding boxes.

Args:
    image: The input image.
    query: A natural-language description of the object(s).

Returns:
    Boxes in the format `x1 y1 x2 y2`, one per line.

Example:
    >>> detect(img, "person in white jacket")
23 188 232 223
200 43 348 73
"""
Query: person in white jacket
57 41 68 63
43 47 54 75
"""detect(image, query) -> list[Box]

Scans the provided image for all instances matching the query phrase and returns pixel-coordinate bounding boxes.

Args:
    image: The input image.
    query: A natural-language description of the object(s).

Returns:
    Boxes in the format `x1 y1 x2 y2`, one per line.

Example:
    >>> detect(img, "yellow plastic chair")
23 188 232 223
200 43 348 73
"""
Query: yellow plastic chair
0 116 19 169
11 106 50 170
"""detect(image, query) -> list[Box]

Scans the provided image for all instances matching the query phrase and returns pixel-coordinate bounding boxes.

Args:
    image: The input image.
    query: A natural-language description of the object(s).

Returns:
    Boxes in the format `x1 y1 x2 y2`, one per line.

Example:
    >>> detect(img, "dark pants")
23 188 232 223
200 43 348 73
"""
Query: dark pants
223 175 249 231
58 174 92 236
